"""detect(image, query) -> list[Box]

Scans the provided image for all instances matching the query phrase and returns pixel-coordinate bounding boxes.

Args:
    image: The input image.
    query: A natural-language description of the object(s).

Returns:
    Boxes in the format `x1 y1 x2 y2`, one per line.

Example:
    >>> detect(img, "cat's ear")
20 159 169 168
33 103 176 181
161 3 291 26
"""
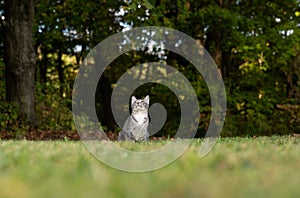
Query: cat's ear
131 96 137 105
144 95 149 104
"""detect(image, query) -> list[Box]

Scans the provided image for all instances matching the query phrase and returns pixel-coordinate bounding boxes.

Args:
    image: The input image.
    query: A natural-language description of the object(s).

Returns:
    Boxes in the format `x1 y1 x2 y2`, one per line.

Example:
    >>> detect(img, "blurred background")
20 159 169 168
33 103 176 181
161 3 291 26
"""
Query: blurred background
0 0 299 139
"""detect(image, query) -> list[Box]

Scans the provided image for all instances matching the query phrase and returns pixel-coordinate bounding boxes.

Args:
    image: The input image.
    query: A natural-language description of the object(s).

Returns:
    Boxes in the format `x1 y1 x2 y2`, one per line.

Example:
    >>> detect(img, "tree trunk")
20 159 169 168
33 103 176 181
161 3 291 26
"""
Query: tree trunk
205 0 234 79
205 27 223 71
97 74 116 132
40 46 48 84
4 0 36 124
57 51 64 97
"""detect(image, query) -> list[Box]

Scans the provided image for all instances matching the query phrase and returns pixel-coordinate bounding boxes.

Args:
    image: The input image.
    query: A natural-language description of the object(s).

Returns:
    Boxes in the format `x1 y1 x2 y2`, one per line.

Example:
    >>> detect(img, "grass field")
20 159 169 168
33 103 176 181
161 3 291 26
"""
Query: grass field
0 136 299 198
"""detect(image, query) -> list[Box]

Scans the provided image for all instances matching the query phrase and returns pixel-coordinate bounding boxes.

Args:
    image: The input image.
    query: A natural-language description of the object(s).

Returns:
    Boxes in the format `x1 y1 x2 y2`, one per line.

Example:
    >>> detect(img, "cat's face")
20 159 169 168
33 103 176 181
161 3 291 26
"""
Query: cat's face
131 95 149 113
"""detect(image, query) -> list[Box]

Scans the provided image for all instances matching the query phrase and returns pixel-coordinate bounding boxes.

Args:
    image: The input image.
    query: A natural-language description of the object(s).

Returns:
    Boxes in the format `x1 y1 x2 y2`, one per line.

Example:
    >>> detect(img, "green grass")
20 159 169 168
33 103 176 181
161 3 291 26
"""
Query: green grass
0 136 299 198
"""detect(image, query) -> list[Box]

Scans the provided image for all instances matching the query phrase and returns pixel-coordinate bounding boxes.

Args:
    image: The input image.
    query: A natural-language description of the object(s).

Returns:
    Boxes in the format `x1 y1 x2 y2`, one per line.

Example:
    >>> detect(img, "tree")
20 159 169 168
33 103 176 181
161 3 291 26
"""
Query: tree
34 0 125 131
1 0 298 137
118 0 300 135
4 0 36 124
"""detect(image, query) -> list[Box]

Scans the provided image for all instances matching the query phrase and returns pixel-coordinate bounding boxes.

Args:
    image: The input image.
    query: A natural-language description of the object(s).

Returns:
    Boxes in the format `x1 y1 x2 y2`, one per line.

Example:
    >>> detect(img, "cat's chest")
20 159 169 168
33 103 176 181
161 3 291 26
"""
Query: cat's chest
131 113 148 124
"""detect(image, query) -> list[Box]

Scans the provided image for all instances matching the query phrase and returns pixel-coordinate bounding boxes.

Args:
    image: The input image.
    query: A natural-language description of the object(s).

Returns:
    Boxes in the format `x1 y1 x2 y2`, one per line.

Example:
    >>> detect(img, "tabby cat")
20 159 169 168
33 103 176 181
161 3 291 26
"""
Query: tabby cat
118 95 150 142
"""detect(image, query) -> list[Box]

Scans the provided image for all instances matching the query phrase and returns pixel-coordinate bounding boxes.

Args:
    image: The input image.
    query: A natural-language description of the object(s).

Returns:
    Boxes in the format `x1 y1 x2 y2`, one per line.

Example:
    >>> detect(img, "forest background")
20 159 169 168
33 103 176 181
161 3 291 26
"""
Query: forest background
1 0 300 140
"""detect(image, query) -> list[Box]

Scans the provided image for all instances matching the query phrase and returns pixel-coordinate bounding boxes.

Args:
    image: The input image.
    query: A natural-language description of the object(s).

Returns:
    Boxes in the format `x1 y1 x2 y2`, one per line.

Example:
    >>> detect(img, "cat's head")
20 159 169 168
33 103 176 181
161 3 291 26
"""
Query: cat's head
131 95 149 113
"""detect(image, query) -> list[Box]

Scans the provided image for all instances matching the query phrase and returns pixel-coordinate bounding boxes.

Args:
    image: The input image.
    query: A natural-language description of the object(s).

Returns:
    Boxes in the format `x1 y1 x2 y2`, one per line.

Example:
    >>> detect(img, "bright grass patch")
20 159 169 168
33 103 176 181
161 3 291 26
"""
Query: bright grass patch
0 136 299 198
